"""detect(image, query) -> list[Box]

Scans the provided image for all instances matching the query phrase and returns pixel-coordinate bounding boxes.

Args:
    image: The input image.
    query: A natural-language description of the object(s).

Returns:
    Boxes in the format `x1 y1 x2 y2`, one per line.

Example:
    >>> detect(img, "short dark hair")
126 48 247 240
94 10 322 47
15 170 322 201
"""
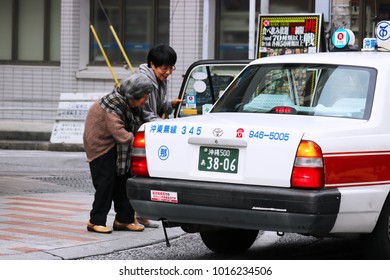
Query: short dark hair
147 44 177 68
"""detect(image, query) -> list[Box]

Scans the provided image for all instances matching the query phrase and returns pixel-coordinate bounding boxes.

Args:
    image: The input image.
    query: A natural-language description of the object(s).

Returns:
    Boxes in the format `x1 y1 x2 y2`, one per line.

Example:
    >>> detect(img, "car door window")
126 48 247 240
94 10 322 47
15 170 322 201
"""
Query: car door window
177 63 247 117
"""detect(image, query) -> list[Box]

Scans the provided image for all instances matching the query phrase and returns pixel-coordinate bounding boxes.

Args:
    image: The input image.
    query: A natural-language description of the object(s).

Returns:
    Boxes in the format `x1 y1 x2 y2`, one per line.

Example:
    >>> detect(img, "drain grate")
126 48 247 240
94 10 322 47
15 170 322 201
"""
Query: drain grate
32 176 94 192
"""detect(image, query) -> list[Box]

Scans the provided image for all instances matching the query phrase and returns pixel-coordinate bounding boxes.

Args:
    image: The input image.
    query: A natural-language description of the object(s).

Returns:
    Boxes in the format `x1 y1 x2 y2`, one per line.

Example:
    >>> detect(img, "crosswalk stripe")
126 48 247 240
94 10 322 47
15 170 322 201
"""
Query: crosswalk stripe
5 228 96 242
3 221 89 234
8 197 88 206
0 234 20 241
4 207 74 216
9 247 41 253
2 214 86 226
6 202 88 212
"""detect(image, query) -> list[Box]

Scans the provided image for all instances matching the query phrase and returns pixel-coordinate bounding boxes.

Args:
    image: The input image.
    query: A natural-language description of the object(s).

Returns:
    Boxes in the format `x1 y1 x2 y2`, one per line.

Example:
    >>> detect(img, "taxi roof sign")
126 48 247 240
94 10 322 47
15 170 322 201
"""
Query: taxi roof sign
332 29 349 48
331 28 355 49
362 38 376 51
376 21 390 51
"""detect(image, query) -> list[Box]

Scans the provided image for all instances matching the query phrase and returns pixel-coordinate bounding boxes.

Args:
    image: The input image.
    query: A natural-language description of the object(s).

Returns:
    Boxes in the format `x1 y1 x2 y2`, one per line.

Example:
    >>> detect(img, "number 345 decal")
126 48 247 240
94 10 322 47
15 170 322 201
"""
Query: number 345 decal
181 126 202 135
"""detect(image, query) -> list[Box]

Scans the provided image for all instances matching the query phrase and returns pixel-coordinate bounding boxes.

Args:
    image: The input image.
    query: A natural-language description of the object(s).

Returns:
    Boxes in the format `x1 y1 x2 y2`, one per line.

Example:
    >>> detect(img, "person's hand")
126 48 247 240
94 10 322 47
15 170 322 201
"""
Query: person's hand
171 98 183 108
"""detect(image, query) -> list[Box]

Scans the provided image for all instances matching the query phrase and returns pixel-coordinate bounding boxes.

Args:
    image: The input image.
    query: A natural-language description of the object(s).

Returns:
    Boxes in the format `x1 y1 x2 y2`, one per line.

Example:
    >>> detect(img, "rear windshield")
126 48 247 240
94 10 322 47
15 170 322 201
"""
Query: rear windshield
212 64 377 120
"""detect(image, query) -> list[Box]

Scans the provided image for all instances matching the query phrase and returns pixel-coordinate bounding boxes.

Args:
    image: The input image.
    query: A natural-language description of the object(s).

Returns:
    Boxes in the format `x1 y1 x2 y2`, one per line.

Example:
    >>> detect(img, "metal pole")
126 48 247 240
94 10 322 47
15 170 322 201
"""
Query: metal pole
90 24 119 87
202 0 210 59
260 0 269 14
109 25 134 73
249 0 256 59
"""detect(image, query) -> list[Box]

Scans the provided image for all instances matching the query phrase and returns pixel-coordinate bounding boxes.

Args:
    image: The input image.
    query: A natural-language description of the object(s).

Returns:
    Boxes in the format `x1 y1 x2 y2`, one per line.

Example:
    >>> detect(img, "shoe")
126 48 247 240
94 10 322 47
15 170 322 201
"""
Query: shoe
87 221 113 234
113 220 144 231
135 217 160 228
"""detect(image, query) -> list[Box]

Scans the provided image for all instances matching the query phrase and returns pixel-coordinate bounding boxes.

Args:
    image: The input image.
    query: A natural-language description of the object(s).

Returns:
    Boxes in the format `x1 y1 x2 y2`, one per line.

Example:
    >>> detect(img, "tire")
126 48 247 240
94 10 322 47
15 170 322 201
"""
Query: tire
361 197 390 259
200 228 259 254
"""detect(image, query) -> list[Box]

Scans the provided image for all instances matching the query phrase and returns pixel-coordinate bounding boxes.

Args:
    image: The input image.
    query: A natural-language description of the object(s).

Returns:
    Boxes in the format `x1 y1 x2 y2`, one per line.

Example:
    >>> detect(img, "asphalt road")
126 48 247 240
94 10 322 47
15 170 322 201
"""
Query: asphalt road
0 150 93 195
77 230 366 260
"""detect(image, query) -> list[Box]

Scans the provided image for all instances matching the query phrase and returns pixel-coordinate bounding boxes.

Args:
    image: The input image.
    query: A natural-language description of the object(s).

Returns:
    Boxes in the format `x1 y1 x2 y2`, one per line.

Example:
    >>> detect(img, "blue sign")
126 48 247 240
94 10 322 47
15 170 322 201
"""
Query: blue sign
376 21 390 41
363 38 376 49
185 93 197 109
332 29 349 48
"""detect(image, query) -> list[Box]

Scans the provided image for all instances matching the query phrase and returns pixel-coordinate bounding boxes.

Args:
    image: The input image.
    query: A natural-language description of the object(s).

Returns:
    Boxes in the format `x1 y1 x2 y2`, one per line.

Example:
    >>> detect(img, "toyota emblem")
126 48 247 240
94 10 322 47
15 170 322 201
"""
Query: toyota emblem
212 128 224 137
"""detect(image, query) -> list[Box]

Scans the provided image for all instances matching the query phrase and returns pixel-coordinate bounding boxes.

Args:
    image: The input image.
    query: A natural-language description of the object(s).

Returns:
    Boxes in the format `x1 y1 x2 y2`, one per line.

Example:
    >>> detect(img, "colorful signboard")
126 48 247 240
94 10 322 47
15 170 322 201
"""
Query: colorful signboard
257 14 322 58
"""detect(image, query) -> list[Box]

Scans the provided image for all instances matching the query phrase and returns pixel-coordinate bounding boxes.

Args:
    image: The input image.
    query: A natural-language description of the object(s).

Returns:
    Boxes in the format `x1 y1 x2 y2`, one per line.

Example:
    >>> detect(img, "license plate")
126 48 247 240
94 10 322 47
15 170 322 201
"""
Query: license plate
198 146 239 173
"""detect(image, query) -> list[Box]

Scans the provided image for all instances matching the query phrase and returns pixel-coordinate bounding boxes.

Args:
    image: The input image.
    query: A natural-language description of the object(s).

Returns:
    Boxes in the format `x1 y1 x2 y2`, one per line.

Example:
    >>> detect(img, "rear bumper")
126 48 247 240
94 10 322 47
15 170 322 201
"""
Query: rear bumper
127 177 341 236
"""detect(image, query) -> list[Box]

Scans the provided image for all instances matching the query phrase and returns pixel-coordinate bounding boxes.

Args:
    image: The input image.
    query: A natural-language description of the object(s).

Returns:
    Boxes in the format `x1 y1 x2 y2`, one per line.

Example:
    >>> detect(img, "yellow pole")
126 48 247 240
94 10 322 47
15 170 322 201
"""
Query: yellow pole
109 25 134 73
90 24 119 87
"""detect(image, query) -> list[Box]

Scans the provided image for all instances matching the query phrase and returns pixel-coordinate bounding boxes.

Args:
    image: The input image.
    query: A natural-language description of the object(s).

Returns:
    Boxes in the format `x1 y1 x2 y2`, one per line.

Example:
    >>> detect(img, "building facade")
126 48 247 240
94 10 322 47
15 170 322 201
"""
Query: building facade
0 0 389 122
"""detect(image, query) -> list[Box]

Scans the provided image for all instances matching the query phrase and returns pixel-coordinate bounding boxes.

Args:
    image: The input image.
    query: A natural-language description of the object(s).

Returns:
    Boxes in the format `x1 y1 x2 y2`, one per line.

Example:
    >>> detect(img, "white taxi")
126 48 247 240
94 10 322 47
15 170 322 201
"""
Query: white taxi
127 50 390 258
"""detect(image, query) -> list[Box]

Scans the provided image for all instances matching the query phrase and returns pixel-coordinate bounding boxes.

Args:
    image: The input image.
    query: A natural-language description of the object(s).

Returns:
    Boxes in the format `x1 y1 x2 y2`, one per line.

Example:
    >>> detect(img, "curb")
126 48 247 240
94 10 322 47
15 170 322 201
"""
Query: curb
0 125 84 152
0 140 84 152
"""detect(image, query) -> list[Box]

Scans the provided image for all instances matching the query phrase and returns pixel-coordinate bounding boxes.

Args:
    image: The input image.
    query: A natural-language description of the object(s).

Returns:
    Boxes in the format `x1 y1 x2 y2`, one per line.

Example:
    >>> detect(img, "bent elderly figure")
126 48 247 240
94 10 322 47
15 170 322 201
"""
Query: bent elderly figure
83 73 152 234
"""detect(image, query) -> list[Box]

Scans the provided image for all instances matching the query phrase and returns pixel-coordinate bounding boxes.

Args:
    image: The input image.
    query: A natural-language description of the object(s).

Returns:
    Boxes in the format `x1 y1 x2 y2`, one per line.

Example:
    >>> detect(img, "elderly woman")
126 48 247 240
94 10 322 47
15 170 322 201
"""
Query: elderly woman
83 73 152 234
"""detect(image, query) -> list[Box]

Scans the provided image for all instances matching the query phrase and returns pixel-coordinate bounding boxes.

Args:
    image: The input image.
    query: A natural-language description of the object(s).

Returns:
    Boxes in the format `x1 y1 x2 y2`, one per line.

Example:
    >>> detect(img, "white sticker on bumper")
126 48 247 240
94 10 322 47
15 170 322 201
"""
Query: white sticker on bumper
151 190 178 203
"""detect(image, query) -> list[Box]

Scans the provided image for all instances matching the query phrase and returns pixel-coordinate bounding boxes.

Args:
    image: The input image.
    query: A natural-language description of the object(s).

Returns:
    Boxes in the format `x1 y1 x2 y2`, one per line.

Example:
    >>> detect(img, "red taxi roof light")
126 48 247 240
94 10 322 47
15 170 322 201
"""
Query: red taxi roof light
291 140 324 189
130 131 149 177
271 106 297 114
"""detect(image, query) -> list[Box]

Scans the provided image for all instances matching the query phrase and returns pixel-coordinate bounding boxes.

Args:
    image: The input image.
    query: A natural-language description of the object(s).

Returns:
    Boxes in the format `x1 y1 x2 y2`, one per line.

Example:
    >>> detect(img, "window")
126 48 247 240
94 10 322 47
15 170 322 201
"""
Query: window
0 0 60 63
213 64 376 120
351 0 390 48
90 0 170 66
216 0 259 59
269 0 314 13
176 62 249 117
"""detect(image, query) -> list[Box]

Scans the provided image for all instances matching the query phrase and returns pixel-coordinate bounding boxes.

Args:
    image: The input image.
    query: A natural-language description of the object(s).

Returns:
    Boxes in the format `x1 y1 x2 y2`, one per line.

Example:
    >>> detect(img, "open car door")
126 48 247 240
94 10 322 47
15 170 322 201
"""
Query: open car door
175 59 251 118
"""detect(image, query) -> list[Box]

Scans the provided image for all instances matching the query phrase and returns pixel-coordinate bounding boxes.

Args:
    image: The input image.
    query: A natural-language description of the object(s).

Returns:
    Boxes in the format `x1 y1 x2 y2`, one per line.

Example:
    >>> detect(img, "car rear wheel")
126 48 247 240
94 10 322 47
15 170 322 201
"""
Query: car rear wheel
361 197 390 259
200 228 259 254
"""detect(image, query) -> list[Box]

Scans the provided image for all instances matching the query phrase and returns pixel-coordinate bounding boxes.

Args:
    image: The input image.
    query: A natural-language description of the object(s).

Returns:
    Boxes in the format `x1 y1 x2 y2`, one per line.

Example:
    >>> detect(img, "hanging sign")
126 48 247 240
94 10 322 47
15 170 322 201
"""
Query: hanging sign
256 14 322 58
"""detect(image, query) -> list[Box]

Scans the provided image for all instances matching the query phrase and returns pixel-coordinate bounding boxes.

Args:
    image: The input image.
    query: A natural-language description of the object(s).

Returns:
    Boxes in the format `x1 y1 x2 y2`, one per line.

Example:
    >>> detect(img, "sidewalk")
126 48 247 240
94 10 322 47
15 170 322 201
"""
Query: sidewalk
0 191 184 260
0 120 186 259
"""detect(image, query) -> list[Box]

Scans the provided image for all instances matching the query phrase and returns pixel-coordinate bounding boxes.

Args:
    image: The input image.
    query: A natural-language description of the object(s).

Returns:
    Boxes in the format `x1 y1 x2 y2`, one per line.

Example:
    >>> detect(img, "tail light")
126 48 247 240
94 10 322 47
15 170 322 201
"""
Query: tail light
291 140 324 189
131 131 149 177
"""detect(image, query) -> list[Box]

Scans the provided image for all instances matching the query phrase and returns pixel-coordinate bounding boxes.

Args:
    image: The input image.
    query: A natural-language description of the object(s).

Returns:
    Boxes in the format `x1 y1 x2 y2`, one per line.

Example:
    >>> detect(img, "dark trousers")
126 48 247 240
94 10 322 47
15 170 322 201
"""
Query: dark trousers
89 146 135 226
